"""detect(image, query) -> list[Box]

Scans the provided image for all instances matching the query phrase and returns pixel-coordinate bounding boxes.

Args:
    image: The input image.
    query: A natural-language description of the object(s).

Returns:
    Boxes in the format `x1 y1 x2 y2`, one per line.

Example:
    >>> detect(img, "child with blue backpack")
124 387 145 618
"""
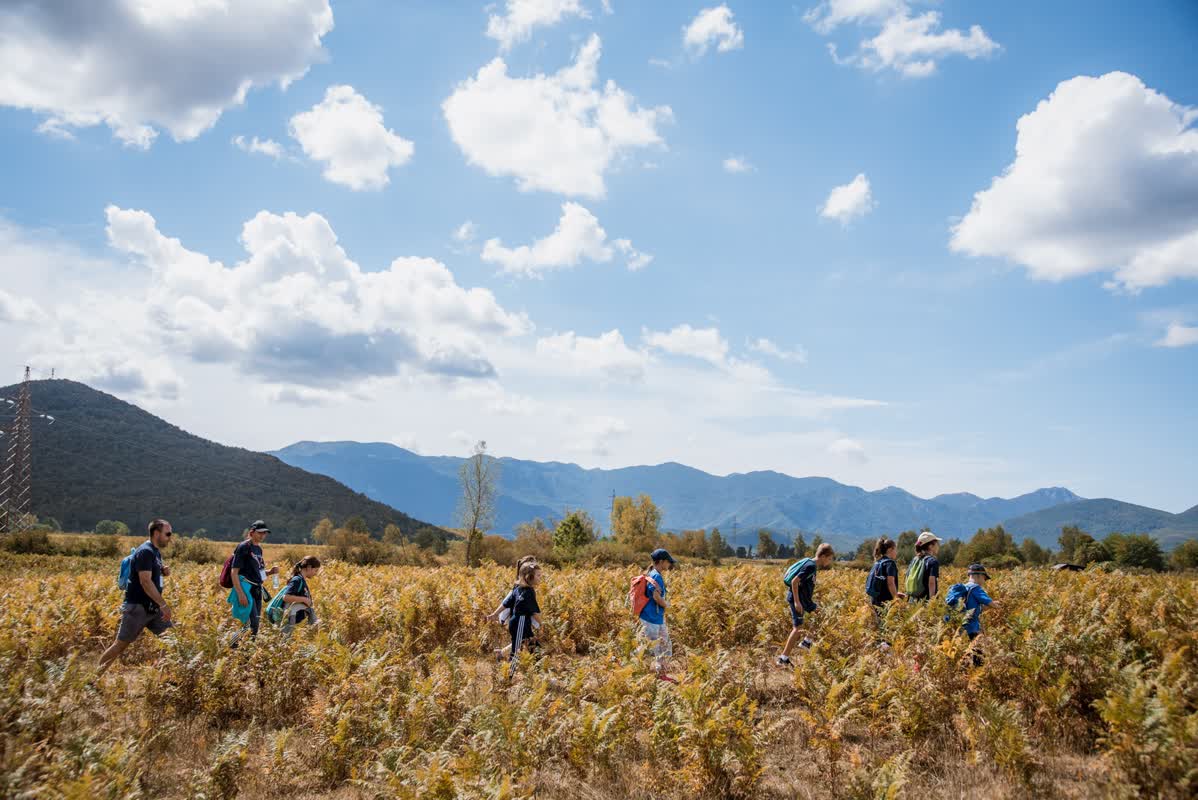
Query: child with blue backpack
776 543 835 667
945 563 997 666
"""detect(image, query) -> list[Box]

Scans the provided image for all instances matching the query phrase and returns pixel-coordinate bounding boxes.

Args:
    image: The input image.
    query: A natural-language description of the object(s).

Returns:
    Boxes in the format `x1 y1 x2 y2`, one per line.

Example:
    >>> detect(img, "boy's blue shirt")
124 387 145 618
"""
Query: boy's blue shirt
639 568 666 625
961 582 993 634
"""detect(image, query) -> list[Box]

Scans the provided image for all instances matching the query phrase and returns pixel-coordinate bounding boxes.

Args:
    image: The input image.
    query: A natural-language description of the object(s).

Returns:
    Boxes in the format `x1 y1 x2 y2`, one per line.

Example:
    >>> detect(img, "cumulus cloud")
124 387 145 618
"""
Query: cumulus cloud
289 85 414 190
748 338 808 363
1156 323 1198 348
0 290 43 323
486 0 588 51
827 437 868 463
0 0 333 147
103 205 529 387
481 202 651 276
805 1 998 77
643 324 729 367
820 173 874 225
453 221 478 244
951 72 1198 292
233 135 285 160
535 329 649 381
443 34 672 198
683 5 745 56
723 155 754 173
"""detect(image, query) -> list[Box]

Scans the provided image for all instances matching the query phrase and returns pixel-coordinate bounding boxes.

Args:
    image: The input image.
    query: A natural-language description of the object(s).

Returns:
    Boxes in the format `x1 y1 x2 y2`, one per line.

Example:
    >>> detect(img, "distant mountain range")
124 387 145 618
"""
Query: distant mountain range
270 440 1198 550
0 381 447 543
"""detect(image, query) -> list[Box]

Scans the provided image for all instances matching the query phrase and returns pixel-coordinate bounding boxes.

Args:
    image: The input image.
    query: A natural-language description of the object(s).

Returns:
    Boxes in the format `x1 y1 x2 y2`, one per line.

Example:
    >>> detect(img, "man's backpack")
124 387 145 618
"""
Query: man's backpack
629 574 660 617
218 546 238 590
782 558 814 588
117 547 138 590
905 555 928 598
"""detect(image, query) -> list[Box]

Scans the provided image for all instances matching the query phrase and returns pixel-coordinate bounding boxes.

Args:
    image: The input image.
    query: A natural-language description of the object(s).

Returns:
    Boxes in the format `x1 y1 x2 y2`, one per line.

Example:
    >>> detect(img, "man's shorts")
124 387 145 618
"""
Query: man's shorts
640 620 673 659
116 602 173 642
785 590 804 628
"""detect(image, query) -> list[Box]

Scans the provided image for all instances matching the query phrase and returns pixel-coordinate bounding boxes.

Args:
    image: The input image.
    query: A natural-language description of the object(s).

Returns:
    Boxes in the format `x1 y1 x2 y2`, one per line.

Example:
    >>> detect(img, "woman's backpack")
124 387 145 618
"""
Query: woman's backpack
904 555 928 598
629 574 660 617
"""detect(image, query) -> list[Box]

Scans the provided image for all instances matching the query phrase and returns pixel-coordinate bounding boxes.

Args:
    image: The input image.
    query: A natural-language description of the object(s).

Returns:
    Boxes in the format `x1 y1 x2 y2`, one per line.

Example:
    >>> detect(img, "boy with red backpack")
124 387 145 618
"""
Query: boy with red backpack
776 543 835 667
630 549 676 682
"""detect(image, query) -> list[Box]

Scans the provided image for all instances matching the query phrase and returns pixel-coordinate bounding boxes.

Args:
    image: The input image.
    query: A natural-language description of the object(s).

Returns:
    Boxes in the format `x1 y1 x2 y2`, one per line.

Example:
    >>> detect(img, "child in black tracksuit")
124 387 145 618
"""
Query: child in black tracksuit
502 562 541 662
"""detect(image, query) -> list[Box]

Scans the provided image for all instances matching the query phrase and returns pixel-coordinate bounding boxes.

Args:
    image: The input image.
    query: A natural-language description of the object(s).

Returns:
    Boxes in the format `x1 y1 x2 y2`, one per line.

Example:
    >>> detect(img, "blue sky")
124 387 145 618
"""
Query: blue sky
1 0 1196 511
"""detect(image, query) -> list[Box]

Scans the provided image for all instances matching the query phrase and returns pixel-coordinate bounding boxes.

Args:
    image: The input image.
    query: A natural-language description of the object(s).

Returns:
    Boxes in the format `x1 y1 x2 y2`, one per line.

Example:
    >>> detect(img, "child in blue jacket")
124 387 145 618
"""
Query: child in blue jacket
945 563 997 666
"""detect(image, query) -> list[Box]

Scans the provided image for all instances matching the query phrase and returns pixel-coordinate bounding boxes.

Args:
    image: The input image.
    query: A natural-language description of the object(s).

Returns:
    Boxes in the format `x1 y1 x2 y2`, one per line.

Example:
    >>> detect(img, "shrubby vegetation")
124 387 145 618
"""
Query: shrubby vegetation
0 555 1194 798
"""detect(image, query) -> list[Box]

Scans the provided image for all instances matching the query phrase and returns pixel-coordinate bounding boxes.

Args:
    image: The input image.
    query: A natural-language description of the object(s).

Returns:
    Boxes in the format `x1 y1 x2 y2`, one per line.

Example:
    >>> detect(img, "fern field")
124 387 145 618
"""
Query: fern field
1 553 1194 799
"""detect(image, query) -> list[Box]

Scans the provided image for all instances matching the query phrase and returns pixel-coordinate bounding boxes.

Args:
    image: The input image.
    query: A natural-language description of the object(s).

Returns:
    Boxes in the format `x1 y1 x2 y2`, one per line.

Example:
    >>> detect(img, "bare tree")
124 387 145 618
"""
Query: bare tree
457 440 499 566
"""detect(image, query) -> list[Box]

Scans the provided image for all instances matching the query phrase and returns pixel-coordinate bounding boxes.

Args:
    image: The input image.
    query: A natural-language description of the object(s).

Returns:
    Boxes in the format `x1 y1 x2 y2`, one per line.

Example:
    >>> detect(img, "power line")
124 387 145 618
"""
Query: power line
0 367 34 534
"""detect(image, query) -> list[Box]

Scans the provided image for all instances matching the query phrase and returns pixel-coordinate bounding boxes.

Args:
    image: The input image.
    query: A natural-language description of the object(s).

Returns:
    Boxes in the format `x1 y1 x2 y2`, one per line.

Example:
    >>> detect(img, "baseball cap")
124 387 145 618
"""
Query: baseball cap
915 531 942 547
249 520 271 534
967 563 991 578
650 548 676 564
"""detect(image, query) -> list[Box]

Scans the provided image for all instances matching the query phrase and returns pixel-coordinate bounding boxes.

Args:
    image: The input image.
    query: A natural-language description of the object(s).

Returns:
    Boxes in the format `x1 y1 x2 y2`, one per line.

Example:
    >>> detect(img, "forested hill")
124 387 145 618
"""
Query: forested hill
0 380 446 543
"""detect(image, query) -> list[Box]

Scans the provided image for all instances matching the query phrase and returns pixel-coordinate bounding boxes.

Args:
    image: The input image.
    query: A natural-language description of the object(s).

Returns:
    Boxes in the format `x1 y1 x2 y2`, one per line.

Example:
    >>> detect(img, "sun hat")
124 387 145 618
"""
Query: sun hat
915 531 942 547
967 563 991 578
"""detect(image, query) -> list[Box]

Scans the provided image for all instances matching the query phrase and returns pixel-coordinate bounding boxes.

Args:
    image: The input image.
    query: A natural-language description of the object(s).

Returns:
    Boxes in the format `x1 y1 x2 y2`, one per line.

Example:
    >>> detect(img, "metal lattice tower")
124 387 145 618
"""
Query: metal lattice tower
0 367 34 534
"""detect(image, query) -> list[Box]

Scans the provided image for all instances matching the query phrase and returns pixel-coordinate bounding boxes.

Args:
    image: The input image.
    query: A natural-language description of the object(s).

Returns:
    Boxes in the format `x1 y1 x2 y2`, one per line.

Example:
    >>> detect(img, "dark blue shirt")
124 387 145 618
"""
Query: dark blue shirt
233 539 265 585
789 558 819 613
503 585 540 617
922 555 940 597
124 540 164 608
283 574 310 599
871 557 898 604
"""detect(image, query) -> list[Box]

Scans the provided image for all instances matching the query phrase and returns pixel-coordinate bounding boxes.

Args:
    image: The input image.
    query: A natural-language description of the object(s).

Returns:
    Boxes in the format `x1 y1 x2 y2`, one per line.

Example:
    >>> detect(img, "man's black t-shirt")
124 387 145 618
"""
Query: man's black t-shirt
124 540 164 608
232 539 265 586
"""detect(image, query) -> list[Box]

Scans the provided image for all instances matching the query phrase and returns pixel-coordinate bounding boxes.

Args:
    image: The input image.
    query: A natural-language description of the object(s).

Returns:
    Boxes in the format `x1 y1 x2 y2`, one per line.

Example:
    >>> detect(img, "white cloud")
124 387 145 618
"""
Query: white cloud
683 5 745 56
443 34 672 198
0 0 333 147
482 202 651 276
723 155 754 173
828 437 868 463
749 338 808 363
102 205 529 387
643 324 730 367
535 329 649 381
951 72 1198 292
1157 323 1198 348
453 221 478 244
233 135 285 160
820 173 874 225
486 0 588 52
806 1 998 77
566 415 630 456
289 85 414 191
0 290 42 323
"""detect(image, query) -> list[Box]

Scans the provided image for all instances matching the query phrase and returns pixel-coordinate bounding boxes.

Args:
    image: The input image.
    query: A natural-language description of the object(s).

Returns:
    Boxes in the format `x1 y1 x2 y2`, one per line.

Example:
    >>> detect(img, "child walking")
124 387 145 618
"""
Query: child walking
498 561 541 664
486 555 538 660
280 556 321 634
639 548 677 683
904 531 942 601
945 563 997 666
776 543 835 667
865 536 905 650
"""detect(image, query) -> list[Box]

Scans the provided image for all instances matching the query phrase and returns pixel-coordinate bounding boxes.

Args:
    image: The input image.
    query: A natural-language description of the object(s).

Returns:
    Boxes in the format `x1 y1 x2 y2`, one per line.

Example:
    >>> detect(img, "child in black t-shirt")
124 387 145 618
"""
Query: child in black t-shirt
501 562 542 663
281 556 321 634
486 555 538 660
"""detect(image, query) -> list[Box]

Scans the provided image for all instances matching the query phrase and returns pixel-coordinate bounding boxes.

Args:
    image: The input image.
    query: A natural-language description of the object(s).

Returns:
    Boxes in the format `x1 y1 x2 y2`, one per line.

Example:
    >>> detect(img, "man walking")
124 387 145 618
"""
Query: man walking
97 518 174 675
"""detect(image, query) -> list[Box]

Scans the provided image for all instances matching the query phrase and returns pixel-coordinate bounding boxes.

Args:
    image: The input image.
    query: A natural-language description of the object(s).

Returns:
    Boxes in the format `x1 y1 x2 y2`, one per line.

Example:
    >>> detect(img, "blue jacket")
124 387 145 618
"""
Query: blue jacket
945 581 992 634
226 576 256 623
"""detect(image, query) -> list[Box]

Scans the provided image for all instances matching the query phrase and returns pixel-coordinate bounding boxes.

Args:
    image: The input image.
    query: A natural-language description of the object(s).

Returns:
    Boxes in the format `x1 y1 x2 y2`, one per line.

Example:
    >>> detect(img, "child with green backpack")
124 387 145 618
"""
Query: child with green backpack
776 543 835 667
264 556 321 633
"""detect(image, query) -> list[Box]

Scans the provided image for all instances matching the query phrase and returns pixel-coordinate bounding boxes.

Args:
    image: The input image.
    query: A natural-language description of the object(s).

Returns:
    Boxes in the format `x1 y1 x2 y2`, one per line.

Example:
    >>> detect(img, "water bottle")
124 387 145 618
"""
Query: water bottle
272 573 280 590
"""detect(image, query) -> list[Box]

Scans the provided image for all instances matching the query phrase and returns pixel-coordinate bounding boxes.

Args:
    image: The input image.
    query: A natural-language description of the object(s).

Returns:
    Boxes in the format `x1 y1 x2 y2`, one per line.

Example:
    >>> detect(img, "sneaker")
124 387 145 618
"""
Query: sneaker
656 673 680 684
878 641 892 652
776 655 793 667
799 637 814 649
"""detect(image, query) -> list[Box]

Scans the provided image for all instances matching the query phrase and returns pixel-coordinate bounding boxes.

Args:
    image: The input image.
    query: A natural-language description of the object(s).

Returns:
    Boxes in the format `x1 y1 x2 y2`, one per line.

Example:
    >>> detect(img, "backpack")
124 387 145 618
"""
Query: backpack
629 574 660 618
864 558 890 598
218 542 240 589
905 555 928 598
782 558 814 588
117 546 138 590
944 582 980 622
264 586 289 625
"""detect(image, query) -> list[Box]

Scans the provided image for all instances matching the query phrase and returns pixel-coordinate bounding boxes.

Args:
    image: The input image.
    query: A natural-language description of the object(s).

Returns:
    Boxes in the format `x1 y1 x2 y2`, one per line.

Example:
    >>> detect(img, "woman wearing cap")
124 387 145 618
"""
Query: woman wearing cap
640 549 677 683
908 532 942 601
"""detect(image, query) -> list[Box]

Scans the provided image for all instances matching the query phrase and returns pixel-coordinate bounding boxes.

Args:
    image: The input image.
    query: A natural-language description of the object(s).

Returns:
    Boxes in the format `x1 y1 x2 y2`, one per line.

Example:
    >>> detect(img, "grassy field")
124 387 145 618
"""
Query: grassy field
1 551 1195 799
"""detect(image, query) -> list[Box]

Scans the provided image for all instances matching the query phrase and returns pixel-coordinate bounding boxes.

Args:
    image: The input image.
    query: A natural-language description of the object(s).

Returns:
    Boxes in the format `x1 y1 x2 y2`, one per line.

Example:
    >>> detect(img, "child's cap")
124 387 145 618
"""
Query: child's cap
967 563 991 579
650 548 676 564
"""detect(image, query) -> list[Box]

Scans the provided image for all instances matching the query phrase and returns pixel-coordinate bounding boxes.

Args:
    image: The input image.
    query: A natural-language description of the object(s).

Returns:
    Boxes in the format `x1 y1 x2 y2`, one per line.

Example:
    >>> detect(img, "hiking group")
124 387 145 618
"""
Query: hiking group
96 520 996 679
